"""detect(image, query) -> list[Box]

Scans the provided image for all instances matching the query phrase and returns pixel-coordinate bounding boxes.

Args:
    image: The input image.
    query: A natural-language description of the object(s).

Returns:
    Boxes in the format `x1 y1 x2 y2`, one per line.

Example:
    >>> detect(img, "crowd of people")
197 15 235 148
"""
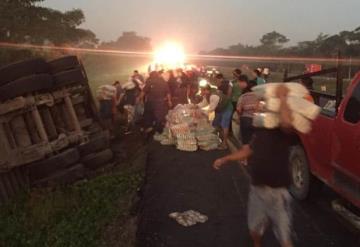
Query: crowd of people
96 67 203 138
96 65 316 247
96 65 272 143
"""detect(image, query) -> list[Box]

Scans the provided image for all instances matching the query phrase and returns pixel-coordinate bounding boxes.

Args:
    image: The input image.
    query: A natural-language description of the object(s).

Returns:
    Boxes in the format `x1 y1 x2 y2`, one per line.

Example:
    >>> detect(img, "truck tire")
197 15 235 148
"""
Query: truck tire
0 74 54 102
78 131 110 156
32 163 85 187
0 58 49 86
53 68 87 87
289 146 310 200
28 148 80 182
81 149 113 170
48 56 81 74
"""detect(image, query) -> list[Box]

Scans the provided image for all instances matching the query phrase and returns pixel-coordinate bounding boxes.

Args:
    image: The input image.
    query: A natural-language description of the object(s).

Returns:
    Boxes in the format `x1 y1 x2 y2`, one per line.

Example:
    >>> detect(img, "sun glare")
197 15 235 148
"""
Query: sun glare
153 42 186 69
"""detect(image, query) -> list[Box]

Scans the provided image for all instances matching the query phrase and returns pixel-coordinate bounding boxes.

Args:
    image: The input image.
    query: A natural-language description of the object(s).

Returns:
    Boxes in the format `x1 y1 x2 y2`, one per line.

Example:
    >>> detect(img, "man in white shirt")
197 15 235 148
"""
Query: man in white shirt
198 84 233 150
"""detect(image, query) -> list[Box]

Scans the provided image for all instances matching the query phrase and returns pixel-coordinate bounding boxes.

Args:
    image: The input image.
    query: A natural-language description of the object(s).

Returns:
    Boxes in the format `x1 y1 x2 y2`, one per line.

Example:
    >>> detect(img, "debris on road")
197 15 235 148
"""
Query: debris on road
154 104 220 151
169 210 208 227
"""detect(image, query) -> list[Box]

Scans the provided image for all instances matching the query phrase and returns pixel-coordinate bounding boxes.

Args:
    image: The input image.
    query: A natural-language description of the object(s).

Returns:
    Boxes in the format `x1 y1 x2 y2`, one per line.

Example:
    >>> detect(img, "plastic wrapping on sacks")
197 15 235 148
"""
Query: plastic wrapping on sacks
154 104 219 151
176 143 198 152
266 97 321 120
169 210 208 227
174 133 196 140
196 133 219 142
292 112 312 134
252 112 312 134
154 127 176 145
176 138 197 146
253 112 280 129
161 138 176 145
199 143 219 151
253 82 308 99
251 83 318 134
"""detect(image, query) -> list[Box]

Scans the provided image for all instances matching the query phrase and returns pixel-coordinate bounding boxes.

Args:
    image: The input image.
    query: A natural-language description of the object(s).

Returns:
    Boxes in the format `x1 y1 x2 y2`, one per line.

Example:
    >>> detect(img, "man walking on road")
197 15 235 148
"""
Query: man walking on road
213 85 295 247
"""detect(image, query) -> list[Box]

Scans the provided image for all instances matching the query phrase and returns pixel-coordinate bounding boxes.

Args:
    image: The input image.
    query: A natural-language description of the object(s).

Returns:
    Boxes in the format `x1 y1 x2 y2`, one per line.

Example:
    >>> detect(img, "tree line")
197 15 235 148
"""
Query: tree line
201 28 360 58
1 0 359 65
0 0 151 64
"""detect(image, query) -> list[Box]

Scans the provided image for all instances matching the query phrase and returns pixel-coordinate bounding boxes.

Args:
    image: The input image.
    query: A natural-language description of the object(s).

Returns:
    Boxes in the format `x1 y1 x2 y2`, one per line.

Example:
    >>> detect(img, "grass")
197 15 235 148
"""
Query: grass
0 165 144 247
0 53 150 247
80 54 151 95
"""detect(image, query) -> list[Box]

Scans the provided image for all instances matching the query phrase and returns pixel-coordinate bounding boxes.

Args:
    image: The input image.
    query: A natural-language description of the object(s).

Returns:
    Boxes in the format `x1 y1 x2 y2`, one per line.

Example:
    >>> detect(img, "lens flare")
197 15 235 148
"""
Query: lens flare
199 79 208 87
0 42 359 66
153 42 186 69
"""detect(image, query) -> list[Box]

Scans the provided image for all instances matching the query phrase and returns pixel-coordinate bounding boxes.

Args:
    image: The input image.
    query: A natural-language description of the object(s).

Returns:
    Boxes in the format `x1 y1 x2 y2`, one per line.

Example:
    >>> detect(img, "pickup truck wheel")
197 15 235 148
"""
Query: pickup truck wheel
0 74 54 102
289 146 310 200
53 68 87 87
0 58 49 86
81 149 113 170
49 56 81 74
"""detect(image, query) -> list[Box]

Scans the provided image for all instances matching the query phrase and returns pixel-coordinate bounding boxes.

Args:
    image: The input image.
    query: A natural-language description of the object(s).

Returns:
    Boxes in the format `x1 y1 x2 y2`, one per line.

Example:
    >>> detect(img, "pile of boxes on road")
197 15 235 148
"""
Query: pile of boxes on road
252 82 321 133
154 104 220 152
0 56 113 203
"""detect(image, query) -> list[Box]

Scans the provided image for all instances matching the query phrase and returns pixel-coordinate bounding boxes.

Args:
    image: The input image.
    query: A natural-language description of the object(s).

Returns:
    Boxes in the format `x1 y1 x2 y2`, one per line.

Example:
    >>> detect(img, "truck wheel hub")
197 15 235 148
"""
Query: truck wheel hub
293 157 304 188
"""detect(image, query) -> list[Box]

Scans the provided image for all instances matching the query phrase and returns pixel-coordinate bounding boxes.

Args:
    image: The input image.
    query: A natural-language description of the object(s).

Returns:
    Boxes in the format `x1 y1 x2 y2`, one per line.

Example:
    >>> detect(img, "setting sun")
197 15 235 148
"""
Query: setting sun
153 42 186 69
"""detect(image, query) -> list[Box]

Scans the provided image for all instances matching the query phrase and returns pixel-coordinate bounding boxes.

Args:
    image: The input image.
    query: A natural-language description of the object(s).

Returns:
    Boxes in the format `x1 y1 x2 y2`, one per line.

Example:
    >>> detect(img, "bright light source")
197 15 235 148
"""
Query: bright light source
153 42 185 69
199 79 208 87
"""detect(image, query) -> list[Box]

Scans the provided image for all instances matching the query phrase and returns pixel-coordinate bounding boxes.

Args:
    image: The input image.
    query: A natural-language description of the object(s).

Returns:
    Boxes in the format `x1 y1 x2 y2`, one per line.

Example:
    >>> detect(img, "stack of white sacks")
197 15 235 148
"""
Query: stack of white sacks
154 104 220 151
252 83 321 134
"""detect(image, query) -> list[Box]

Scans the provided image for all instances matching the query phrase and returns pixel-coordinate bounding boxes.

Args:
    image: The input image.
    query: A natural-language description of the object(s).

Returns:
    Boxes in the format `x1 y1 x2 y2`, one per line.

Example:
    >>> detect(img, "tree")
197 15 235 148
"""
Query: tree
203 29 360 58
99 32 152 51
0 0 98 46
260 31 290 48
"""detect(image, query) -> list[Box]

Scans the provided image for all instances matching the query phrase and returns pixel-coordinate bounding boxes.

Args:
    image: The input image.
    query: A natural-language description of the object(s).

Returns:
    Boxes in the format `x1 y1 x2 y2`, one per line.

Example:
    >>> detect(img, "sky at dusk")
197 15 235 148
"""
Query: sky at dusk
42 0 360 52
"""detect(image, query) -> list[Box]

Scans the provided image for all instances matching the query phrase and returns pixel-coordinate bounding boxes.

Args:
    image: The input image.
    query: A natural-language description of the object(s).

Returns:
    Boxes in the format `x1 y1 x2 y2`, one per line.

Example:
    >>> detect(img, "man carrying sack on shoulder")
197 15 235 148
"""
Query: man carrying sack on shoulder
212 83 321 247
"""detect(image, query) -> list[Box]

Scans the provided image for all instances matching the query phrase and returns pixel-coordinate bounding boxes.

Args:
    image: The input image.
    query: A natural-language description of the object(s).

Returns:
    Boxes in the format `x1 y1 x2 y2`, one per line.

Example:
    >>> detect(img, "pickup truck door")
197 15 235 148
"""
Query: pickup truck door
333 80 360 184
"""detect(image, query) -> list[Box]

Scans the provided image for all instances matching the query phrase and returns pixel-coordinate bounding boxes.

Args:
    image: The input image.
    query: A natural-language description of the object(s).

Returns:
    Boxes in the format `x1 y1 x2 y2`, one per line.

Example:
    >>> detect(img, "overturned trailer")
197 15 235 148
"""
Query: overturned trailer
0 56 113 203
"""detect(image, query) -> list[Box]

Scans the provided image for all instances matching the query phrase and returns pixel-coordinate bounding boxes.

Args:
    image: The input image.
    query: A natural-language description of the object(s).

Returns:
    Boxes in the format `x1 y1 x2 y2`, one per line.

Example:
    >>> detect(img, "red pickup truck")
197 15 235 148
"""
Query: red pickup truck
285 69 360 227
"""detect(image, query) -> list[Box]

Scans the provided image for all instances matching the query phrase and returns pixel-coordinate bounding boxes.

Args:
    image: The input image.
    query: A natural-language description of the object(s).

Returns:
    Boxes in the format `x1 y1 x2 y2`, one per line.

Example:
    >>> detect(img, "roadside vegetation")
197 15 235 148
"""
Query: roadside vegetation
0 160 144 247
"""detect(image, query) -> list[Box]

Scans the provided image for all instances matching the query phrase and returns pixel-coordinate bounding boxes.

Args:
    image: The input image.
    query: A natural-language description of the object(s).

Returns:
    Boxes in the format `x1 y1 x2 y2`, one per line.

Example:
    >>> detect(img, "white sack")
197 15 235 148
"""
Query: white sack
253 82 308 99
266 96 321 120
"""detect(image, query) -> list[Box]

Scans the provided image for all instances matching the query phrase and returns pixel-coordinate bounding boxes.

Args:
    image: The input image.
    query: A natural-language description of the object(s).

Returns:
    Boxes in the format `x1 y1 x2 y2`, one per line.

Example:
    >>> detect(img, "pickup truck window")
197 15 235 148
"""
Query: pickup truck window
344 83 360 124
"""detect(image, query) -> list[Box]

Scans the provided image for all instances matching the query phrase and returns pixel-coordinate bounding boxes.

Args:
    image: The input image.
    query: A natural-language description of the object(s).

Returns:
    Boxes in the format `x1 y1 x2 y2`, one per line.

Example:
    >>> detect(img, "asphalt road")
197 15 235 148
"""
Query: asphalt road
137 141 360 247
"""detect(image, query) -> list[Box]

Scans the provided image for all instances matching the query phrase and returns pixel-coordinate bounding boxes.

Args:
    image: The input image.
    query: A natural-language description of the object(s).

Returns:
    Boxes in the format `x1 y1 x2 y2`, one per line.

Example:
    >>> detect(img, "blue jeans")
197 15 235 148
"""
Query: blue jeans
213 108 233 129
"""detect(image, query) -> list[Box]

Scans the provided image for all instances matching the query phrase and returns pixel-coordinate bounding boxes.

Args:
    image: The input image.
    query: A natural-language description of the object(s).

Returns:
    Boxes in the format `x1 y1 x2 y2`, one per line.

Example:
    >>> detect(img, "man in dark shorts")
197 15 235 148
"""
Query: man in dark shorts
213 85 295 247
140 71 172 135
